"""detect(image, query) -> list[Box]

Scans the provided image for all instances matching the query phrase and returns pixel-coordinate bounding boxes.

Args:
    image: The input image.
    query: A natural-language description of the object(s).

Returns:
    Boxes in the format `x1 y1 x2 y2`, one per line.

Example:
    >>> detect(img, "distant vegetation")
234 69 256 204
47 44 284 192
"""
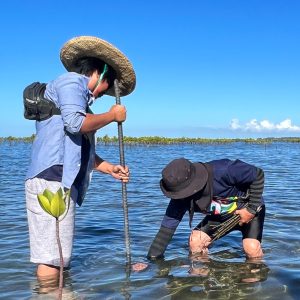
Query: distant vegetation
2 134 300 145
97 135 300 145
0 135 36 143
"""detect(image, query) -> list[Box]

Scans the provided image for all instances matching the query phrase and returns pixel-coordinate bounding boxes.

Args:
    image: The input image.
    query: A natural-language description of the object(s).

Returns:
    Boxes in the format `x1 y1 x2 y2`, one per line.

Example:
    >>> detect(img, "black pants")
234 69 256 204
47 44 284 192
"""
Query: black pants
195 205 265 242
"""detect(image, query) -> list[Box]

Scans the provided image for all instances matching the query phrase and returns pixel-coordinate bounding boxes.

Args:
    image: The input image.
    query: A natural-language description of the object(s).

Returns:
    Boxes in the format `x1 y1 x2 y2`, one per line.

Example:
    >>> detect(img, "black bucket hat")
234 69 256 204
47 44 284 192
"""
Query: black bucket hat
160 158 209 200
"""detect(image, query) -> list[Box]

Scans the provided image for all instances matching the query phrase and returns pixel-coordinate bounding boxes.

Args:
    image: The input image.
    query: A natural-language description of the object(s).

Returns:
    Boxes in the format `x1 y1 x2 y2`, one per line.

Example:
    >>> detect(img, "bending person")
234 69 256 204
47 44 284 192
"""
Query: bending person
147 158 265 260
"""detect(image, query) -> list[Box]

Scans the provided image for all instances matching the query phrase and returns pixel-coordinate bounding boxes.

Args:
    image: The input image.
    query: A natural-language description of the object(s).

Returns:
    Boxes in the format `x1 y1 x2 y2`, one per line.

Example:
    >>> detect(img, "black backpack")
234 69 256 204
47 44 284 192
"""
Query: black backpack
23 82 61 121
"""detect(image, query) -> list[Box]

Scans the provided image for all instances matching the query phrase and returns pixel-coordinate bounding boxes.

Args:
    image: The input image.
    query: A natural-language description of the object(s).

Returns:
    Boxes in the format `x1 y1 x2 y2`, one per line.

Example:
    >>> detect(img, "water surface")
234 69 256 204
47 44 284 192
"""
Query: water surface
0 142 299 299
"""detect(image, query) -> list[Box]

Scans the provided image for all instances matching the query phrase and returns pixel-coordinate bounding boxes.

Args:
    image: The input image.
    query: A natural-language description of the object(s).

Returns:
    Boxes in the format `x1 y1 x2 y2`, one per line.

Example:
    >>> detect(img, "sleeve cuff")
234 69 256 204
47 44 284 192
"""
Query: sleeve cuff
246 204 260 215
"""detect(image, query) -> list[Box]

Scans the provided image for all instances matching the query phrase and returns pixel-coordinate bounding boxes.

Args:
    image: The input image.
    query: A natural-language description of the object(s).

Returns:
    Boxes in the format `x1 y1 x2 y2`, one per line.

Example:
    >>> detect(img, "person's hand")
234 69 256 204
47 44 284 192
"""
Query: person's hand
109 105 126 122
132 262 148 272
111 165 130 182
235 208 255 225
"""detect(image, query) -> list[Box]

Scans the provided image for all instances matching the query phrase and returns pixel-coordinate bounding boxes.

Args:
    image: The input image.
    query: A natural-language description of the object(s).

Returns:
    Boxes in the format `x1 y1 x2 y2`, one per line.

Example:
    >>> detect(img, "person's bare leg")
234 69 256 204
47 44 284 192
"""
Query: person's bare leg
243 238 263 259
188 230 211 276
36 264 60 294
189 230 212 255
37 264 59 279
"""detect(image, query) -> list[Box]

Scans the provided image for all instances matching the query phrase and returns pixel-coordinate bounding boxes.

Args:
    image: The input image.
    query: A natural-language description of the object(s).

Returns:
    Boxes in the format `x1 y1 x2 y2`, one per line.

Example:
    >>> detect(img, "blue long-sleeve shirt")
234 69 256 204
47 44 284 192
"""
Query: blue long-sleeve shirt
26 72 95 206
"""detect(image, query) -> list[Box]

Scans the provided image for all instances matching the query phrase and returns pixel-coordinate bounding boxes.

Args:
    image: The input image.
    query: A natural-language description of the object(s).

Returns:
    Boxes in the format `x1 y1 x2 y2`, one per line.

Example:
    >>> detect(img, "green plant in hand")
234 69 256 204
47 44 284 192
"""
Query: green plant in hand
37 187 69 299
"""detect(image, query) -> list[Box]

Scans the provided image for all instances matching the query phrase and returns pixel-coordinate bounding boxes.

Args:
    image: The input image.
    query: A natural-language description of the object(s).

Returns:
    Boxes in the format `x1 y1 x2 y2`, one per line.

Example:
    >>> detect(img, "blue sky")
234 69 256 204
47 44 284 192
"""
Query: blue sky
1 0 299 138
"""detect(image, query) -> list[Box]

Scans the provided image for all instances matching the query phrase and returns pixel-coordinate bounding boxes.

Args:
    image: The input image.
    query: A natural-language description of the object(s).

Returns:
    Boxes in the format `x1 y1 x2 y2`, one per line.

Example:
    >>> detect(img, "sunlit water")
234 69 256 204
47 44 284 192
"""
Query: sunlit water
0 142 300 299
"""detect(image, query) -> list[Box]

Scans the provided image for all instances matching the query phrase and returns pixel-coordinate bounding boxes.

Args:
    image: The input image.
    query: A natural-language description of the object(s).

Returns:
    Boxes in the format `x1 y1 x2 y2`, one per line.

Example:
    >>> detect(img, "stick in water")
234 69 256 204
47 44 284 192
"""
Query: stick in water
114 79 131 274
211 203 250 242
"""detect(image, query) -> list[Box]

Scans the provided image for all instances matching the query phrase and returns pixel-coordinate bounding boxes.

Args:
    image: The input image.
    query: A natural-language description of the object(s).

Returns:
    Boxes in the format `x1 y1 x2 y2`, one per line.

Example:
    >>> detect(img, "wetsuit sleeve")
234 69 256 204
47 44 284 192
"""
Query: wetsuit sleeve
147 199 189 259
247 167 264 214
147 226 176 259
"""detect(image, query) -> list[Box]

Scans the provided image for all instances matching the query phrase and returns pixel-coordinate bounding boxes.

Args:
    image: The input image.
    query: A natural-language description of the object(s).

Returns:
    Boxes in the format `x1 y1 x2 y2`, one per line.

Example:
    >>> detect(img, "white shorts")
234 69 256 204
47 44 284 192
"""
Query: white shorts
25 178 76 267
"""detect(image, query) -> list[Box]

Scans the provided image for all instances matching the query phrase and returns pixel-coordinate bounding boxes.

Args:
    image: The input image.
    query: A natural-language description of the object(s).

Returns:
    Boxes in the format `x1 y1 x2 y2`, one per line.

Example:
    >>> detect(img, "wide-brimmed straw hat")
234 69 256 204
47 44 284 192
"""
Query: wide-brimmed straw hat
160 158 209 200
60 36 136 96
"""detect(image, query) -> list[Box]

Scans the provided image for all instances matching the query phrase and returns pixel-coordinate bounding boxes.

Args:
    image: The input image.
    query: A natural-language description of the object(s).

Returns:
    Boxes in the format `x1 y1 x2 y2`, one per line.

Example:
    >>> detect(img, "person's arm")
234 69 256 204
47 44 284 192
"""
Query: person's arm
55 76 126 134
235 167 264 224
247 167 264 215
80 104 126 133
94 154 129 182
147 199 189 259
147 225 176 259
227 160 264 223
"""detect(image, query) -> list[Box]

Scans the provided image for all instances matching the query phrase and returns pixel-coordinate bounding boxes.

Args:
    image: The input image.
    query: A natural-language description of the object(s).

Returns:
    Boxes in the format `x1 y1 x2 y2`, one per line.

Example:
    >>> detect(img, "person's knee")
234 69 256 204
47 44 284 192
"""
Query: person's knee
189 230 211 254
37 264 59 280
243 238 263 258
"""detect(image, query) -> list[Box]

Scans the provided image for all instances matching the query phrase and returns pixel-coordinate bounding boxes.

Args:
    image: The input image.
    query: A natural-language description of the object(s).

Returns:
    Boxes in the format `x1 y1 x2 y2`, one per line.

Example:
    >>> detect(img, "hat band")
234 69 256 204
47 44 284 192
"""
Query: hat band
166 164 196 193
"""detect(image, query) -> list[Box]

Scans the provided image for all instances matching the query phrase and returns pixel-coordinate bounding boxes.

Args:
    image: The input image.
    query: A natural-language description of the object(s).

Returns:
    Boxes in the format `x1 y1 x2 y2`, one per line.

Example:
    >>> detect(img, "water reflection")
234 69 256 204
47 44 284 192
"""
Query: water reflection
188 257 270 284
151 256 270 299
29 271 81 299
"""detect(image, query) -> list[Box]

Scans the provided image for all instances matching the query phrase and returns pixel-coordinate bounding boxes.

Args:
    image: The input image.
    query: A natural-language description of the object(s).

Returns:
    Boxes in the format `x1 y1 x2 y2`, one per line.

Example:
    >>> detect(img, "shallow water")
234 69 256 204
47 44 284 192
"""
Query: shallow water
0 142 300 299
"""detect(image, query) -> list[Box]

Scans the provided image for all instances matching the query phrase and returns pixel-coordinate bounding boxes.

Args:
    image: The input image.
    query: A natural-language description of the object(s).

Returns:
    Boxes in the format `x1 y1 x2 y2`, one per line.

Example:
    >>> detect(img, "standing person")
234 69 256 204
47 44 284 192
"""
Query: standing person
25 36 136 279
147 158 265 260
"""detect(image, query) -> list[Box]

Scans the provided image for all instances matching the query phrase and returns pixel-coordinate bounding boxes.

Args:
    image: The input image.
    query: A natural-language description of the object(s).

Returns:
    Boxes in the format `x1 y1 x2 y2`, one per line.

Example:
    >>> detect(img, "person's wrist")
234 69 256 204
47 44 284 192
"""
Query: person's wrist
108 164 115 174
246 204 260 215
147 253 163 260
107 110 115 122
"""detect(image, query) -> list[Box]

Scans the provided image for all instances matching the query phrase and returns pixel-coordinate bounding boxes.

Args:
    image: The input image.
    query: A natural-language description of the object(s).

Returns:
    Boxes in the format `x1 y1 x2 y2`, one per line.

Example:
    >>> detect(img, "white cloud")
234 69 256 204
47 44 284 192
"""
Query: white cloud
230 118 300 132
229 118 241 129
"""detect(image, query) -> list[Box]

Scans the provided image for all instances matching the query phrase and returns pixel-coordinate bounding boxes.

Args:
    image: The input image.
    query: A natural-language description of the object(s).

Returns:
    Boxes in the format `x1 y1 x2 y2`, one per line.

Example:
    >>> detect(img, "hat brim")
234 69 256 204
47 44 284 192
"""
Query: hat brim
60 36 136 97
160 162 208 199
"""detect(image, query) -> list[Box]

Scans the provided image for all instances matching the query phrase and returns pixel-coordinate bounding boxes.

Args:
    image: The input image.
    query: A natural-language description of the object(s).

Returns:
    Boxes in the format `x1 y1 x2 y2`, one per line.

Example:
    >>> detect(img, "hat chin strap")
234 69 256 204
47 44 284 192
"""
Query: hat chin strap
91 64 108 92
91 74 103 92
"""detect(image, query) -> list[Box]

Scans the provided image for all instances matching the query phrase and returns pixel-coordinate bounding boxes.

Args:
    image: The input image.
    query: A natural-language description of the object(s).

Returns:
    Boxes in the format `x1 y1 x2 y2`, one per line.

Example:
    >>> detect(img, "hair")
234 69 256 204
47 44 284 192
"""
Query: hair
72 57 116 88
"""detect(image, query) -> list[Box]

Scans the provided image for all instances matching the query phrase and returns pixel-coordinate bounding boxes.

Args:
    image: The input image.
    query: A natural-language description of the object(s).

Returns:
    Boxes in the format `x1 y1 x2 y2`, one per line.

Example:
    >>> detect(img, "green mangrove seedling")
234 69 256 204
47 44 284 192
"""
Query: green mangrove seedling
37 187 69 299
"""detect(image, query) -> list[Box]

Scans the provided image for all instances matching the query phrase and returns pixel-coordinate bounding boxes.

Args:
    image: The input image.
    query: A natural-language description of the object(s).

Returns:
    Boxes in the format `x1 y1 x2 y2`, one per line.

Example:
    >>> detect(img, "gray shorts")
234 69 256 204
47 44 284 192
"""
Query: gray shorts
25 178 77 267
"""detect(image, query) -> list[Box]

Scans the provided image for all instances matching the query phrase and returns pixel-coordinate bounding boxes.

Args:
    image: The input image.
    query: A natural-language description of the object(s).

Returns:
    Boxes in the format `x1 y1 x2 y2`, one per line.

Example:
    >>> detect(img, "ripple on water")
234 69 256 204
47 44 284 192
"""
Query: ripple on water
1 142 300 299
